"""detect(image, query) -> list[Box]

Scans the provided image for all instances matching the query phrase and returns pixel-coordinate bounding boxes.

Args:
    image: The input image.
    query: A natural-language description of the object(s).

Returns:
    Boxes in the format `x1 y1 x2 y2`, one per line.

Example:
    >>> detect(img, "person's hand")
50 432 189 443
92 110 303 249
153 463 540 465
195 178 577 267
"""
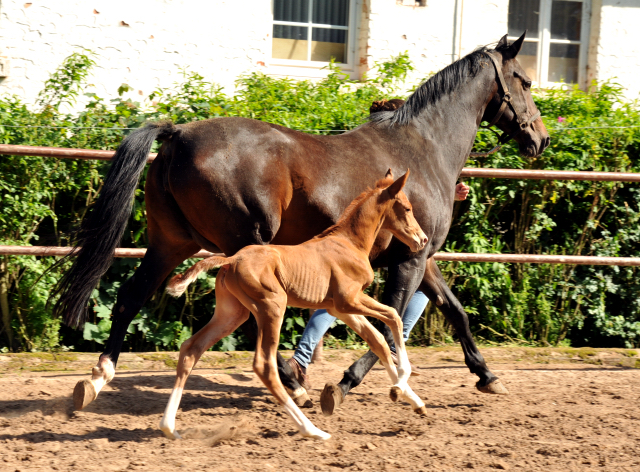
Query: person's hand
454 182 470 201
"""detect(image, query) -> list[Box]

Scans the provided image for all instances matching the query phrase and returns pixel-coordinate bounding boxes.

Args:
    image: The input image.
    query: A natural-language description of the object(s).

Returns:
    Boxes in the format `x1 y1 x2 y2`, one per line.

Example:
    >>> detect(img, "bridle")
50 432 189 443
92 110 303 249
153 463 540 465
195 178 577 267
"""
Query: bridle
469 52 541 158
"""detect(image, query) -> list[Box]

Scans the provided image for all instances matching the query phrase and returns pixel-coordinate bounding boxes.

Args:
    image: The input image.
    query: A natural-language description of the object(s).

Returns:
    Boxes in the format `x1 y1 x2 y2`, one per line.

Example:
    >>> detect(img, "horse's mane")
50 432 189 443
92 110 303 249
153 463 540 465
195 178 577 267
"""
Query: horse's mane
370 45 502 127
316 175 395 239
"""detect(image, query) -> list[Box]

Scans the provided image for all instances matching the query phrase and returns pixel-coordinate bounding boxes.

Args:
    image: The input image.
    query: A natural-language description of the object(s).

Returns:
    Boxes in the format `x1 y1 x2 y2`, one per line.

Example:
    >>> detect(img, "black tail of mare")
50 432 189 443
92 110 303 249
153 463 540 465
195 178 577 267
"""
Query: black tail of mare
51 121 176 328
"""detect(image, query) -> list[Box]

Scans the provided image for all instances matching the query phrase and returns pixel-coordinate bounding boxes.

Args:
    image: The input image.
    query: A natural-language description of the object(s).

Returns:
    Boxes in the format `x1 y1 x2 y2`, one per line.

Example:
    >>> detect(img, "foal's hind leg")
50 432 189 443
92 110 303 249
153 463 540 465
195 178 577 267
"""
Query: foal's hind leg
159 270 250 439
240 316 311 408
252 297 330 440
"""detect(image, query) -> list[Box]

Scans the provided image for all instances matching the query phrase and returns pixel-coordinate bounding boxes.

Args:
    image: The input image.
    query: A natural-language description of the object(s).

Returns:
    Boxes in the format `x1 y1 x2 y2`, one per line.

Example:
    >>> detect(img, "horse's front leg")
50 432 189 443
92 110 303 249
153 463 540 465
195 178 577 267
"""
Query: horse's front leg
421 258 508 394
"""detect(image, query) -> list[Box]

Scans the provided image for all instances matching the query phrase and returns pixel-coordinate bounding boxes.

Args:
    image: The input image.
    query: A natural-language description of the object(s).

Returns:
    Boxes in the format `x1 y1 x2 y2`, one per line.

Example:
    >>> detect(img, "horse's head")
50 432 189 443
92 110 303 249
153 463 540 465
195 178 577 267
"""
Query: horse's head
482 31 550 158
381 169 428 253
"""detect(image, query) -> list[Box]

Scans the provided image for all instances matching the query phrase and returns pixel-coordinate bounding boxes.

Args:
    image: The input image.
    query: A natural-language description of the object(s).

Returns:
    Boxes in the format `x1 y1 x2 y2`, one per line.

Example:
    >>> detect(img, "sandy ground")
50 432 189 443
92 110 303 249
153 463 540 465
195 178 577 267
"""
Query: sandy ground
1 346 639 472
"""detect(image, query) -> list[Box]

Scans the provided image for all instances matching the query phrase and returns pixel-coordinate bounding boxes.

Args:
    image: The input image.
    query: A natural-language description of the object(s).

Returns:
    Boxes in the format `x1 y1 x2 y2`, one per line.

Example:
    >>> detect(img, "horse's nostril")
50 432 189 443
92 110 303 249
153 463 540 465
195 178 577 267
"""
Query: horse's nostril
545 136 550 148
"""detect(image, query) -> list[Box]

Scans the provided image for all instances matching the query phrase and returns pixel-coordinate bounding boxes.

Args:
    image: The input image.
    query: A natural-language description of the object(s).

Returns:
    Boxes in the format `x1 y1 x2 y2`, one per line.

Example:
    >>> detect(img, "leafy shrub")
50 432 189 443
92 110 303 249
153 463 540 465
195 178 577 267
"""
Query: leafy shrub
1 50 639 352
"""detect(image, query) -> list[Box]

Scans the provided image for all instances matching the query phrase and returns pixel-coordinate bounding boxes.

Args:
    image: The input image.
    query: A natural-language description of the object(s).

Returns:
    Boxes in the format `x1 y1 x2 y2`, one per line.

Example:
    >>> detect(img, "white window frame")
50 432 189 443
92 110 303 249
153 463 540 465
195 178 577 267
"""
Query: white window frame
508 0 591 88
268 0 359 79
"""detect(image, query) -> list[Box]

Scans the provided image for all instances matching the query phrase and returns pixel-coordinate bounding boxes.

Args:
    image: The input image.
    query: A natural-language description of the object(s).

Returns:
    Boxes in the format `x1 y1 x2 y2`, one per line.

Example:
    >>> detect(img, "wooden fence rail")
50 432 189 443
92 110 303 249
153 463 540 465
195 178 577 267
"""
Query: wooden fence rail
1 246 639 266
2 143 639 265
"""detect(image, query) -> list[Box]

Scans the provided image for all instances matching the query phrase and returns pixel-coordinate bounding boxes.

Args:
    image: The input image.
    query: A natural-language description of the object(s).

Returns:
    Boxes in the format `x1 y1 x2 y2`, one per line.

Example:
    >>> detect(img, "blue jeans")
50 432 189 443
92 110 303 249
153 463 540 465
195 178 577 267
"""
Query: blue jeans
292 290 429 369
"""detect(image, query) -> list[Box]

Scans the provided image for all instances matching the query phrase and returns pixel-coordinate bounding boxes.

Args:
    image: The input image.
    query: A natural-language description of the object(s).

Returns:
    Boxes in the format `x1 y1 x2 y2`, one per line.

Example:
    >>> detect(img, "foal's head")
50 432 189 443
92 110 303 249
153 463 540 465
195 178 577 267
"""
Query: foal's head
378 169 428 252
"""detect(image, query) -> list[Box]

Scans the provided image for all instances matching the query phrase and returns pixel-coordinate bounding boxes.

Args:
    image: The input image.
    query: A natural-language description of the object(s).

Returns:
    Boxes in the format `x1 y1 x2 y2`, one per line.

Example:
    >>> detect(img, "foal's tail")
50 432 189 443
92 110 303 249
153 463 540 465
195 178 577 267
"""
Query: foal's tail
51 121 177 328
166 256 232 298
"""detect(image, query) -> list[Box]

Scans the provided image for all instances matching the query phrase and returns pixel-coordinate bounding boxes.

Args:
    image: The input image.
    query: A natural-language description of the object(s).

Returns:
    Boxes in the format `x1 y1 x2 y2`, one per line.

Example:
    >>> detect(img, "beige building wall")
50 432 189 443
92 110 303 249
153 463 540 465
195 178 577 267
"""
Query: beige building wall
1 0 639 106
595 0 640 99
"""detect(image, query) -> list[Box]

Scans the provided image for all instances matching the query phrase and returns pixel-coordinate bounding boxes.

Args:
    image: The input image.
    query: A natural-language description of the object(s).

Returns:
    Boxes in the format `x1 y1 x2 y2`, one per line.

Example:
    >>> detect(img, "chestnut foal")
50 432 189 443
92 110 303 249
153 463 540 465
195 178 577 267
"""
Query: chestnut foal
159 170 428 440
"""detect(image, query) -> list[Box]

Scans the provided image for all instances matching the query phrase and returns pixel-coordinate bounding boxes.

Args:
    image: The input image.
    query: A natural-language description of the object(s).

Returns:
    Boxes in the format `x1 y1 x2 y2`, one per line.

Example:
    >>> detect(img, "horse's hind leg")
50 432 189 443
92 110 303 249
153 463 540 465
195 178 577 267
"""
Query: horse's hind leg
74 243 199 410
421 258 507 394
252 297 330 440
159 268 250 439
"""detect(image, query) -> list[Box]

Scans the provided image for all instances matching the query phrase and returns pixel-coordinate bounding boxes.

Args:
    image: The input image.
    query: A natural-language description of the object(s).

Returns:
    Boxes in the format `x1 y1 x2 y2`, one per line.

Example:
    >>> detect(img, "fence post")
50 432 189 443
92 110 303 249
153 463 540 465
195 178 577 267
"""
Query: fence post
0 258 12 350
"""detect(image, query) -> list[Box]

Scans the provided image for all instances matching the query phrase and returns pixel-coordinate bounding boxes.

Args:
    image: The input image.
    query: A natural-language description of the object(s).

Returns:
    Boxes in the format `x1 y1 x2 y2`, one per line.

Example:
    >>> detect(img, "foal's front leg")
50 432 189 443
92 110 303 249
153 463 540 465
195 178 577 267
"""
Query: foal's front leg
329 309 426 415
355 293 413 389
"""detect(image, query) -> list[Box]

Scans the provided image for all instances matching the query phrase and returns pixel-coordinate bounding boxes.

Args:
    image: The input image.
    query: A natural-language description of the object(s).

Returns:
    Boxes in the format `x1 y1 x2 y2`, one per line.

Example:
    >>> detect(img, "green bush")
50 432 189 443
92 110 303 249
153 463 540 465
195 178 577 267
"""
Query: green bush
1 50 639 353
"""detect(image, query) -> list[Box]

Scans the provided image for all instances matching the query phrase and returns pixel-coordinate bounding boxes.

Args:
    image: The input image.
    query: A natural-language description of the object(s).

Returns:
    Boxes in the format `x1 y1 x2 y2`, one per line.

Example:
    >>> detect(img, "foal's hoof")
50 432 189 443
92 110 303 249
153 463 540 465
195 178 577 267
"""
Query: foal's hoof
320 383 344 416
73 379 97 410
476 378 509 395
413 405 428 416
389 386 402 402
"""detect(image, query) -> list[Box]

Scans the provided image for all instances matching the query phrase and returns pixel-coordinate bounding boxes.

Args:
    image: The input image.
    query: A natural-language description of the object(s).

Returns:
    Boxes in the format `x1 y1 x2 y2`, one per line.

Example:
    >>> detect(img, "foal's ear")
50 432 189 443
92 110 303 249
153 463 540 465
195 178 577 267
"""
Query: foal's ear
503 31 526 59
386 169 410 199
385 168 394 179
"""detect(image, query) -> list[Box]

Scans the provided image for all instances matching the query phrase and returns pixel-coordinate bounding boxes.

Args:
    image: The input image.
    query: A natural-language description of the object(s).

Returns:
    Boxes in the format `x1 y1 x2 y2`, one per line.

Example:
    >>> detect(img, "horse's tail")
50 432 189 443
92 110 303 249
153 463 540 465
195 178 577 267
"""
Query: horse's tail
166 256 232 298
51 121 178 328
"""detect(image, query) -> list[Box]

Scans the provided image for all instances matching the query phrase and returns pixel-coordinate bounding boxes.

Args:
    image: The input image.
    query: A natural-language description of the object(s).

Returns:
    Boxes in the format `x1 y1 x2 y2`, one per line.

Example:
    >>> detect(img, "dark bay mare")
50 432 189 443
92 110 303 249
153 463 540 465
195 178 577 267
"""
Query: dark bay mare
52 33 549 411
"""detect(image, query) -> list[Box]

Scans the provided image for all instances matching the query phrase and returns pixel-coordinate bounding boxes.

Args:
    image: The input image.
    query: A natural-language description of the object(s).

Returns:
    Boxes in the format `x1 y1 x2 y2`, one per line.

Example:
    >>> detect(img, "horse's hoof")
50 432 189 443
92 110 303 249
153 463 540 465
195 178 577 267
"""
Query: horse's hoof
292 391 313 409
303 429 331 440
160 427 181 440
476 378 509 395
320 383 344 417
389 386 402 402
413 405 428 416
73 379 97 410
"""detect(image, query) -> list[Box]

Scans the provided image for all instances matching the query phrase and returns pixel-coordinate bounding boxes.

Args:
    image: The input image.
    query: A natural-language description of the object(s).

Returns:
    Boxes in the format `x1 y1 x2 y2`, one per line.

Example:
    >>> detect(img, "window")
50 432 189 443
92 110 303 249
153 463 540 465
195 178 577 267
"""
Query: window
271 0 356 68
508 0 590 86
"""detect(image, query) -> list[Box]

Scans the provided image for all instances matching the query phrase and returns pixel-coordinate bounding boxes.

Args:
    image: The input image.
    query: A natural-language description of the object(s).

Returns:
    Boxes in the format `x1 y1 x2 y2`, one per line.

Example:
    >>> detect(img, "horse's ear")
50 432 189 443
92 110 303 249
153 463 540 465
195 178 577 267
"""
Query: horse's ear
387 169 410 199
385 168 394 179
503 31 526 59
496 34 508 49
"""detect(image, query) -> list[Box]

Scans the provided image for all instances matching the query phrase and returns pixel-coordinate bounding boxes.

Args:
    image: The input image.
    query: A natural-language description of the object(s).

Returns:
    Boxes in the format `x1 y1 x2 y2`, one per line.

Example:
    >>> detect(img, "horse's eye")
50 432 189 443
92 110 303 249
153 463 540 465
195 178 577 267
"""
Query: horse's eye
406 207 411 213
523 81 532 90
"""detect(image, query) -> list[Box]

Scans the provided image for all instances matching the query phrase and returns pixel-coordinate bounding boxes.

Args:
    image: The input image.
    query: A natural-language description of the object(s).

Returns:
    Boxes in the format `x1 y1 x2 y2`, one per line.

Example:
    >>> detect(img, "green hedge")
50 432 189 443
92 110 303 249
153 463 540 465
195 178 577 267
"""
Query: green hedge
1 51 639 353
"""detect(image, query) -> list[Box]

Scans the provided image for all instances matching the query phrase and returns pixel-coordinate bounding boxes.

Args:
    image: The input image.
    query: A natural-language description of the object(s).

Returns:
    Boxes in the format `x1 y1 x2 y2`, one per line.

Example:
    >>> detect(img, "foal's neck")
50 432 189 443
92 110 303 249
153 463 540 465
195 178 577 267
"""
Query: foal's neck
329 195 387 255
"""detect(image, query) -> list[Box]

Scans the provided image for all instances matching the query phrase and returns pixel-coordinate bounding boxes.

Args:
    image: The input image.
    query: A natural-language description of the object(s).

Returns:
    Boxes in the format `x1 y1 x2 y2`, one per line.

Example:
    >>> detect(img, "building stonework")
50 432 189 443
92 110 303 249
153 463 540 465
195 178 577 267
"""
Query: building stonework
0 0 639 107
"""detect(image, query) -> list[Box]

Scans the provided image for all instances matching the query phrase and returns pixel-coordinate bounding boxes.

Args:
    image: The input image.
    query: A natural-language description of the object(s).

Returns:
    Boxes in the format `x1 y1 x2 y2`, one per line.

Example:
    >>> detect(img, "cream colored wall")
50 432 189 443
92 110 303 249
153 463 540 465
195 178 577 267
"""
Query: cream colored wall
2 0 638 106
362 0 509 87
595 0 640 100
0 0 272 107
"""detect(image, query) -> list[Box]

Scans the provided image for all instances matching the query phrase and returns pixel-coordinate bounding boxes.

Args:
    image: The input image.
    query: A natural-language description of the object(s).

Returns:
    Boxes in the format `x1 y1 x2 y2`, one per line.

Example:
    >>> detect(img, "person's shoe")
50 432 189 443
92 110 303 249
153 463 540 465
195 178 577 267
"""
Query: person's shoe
286 357 312 390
